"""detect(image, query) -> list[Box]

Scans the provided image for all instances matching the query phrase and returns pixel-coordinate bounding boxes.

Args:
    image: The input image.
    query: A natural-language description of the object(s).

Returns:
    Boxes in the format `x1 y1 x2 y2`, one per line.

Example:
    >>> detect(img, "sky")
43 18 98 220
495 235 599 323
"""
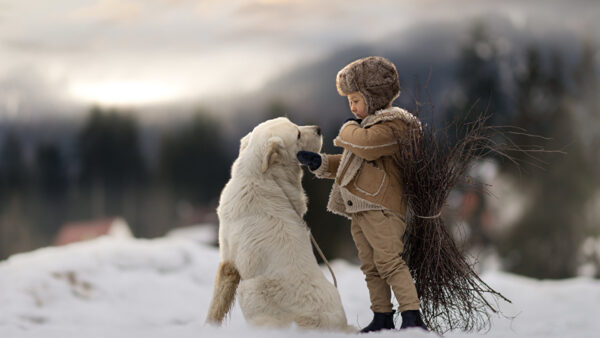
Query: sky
0 0 598 118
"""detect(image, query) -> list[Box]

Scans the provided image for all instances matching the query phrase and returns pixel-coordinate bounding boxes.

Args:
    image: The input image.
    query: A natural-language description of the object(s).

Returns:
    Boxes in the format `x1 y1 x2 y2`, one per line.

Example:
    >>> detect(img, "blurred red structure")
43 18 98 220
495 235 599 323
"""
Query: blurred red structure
54 217 133 246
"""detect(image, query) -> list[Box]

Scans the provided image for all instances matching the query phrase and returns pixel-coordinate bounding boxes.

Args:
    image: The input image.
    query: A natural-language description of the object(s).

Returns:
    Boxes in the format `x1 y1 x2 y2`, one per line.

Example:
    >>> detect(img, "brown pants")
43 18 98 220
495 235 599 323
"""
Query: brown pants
351 209 420 313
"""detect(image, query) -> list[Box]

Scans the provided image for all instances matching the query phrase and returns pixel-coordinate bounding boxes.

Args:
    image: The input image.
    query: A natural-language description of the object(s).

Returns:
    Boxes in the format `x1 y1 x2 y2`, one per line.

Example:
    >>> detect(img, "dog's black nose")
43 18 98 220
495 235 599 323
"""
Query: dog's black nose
315 126 321 135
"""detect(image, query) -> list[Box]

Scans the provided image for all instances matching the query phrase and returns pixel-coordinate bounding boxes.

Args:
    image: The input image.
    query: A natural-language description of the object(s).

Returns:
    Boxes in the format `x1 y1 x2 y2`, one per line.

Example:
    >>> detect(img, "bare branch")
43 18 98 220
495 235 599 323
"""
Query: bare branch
393 107 553 334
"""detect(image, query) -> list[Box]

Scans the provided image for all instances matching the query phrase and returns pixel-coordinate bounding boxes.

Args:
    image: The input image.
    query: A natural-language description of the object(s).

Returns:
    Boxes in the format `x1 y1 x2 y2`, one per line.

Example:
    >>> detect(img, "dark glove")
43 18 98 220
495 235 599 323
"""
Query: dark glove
344 117 362 125
296 151 322 171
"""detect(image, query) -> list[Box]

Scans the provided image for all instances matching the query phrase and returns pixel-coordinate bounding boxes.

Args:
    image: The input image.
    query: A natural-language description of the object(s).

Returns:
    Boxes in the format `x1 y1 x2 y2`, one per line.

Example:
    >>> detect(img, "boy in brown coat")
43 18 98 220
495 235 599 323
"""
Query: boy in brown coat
297 56 427 332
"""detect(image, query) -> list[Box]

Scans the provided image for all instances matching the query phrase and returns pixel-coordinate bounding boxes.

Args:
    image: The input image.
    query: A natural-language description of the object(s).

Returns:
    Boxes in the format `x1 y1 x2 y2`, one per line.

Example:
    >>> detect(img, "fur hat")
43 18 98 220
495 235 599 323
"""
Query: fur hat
336 56 401 115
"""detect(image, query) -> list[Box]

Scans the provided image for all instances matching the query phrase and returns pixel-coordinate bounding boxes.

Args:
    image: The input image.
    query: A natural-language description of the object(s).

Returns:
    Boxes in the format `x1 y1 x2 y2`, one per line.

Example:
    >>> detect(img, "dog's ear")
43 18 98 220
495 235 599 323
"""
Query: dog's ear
240 131 252 153
262 137 284 173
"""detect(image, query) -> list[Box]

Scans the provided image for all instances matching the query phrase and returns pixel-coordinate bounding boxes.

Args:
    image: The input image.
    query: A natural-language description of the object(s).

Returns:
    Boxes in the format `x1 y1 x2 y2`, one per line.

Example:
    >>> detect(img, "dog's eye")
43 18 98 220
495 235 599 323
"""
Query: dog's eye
297 130 301 139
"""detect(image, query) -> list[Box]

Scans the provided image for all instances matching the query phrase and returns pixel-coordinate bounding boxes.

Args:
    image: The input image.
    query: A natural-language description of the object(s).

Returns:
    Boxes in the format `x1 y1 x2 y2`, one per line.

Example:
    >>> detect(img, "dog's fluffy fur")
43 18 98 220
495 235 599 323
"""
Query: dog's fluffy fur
206 117 351 331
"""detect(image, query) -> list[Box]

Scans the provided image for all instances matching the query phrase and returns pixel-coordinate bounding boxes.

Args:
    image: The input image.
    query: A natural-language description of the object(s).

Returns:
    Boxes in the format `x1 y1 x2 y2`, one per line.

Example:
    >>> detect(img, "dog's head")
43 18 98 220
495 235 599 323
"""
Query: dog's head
240 117 322 173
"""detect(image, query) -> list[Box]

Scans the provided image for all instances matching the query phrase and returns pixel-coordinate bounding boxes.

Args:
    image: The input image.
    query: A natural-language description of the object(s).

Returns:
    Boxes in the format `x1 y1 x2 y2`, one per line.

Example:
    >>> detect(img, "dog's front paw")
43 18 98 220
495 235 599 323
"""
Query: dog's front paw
296 151 321 171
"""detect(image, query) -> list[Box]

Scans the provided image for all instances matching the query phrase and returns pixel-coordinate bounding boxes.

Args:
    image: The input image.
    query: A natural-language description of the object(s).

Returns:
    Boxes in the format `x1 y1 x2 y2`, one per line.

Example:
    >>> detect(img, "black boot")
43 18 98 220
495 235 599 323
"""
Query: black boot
400 310 428 330
360 311 395 333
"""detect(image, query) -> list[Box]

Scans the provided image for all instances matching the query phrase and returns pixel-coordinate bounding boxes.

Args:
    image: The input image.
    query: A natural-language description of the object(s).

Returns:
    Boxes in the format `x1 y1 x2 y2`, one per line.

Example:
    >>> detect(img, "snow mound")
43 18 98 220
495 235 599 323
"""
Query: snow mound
1 236 599 337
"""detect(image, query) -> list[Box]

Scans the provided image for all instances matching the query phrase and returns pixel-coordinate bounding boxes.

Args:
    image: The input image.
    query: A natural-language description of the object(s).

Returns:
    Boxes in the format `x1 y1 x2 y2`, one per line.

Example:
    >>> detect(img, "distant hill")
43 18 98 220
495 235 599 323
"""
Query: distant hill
222 13 585 150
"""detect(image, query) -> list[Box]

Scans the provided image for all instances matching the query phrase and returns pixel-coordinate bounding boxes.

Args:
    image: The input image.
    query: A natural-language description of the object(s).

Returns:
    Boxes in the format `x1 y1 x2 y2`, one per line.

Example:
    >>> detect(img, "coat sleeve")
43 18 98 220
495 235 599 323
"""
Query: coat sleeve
334 120 406 161
312 153 341 179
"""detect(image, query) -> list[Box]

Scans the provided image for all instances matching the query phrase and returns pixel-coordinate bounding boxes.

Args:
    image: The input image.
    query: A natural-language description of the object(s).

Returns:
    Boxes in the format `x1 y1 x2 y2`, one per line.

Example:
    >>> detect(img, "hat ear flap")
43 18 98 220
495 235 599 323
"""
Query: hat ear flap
262 137 284 173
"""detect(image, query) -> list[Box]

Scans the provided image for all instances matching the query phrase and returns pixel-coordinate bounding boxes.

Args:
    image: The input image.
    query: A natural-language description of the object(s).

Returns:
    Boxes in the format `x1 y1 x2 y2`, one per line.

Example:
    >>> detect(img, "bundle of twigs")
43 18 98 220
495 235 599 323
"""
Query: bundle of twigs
394 110 547 334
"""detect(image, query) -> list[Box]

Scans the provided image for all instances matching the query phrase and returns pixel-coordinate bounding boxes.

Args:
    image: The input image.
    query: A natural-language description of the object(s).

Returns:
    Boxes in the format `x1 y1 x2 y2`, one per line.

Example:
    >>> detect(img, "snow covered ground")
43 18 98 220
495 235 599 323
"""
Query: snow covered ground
1 233 599 338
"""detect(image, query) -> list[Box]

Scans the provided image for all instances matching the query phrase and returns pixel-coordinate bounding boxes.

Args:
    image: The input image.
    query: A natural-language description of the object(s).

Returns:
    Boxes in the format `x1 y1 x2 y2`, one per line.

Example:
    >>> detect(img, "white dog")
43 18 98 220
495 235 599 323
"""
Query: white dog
206 117 351 331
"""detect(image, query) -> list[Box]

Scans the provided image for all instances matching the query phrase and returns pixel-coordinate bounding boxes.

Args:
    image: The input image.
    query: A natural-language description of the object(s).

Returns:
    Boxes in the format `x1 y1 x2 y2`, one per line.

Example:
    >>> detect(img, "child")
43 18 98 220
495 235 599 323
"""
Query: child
297 56 427 332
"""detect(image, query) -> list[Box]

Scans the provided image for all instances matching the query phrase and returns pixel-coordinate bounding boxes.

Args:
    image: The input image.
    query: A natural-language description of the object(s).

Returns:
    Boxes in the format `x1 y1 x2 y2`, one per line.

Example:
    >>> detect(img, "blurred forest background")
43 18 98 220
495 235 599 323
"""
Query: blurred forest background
1 8 600 280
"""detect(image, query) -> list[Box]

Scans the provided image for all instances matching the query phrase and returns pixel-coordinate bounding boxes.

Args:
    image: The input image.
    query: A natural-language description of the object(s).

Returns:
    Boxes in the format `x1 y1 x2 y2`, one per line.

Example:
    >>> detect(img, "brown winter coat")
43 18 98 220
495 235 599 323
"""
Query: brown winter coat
313 107 421 219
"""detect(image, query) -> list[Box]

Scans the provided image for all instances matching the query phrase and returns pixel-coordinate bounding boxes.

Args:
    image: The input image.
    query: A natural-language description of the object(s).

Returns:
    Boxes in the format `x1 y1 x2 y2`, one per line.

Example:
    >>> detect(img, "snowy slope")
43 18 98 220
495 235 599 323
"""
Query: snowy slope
1 235 599 338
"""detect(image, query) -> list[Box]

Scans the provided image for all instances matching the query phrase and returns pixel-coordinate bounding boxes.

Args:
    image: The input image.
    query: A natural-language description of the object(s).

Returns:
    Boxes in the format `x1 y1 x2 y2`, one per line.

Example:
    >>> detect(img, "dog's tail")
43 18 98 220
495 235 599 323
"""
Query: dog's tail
206 261 241 325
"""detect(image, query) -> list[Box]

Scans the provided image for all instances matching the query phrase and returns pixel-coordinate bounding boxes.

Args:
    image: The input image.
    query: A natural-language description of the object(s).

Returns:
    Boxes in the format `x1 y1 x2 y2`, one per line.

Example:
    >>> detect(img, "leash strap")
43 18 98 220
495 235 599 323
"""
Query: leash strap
310 232 338 288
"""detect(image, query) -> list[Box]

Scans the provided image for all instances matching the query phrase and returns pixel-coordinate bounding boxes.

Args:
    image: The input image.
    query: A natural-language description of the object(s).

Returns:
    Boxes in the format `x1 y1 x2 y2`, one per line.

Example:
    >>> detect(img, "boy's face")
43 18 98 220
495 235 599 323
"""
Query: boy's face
347 92 367 119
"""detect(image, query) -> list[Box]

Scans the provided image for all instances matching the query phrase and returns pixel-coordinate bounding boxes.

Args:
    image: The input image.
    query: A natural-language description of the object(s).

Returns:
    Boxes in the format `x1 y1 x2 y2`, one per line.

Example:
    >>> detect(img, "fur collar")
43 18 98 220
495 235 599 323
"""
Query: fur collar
361 106 421 129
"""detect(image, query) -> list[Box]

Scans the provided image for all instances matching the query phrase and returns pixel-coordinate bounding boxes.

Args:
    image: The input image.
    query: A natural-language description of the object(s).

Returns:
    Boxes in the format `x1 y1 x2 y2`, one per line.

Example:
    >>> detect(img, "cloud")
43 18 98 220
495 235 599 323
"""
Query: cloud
2 39 91 55
68 0 142 23
0 0 598 115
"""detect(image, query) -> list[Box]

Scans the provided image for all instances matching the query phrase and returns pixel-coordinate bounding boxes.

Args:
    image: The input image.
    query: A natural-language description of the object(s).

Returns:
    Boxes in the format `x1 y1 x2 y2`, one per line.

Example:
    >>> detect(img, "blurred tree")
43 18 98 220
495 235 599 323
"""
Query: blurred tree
498 46 595 278
444 22 509 251
77 107 146 218
78 107 145 187
511 47 555 147
0 132 38 259
0 196 38 260
448 22 509 141
32 142 68 238
0 132 28 195
159 111 230 205
570 40 600 272
571 39 600 186
35 142 68 196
